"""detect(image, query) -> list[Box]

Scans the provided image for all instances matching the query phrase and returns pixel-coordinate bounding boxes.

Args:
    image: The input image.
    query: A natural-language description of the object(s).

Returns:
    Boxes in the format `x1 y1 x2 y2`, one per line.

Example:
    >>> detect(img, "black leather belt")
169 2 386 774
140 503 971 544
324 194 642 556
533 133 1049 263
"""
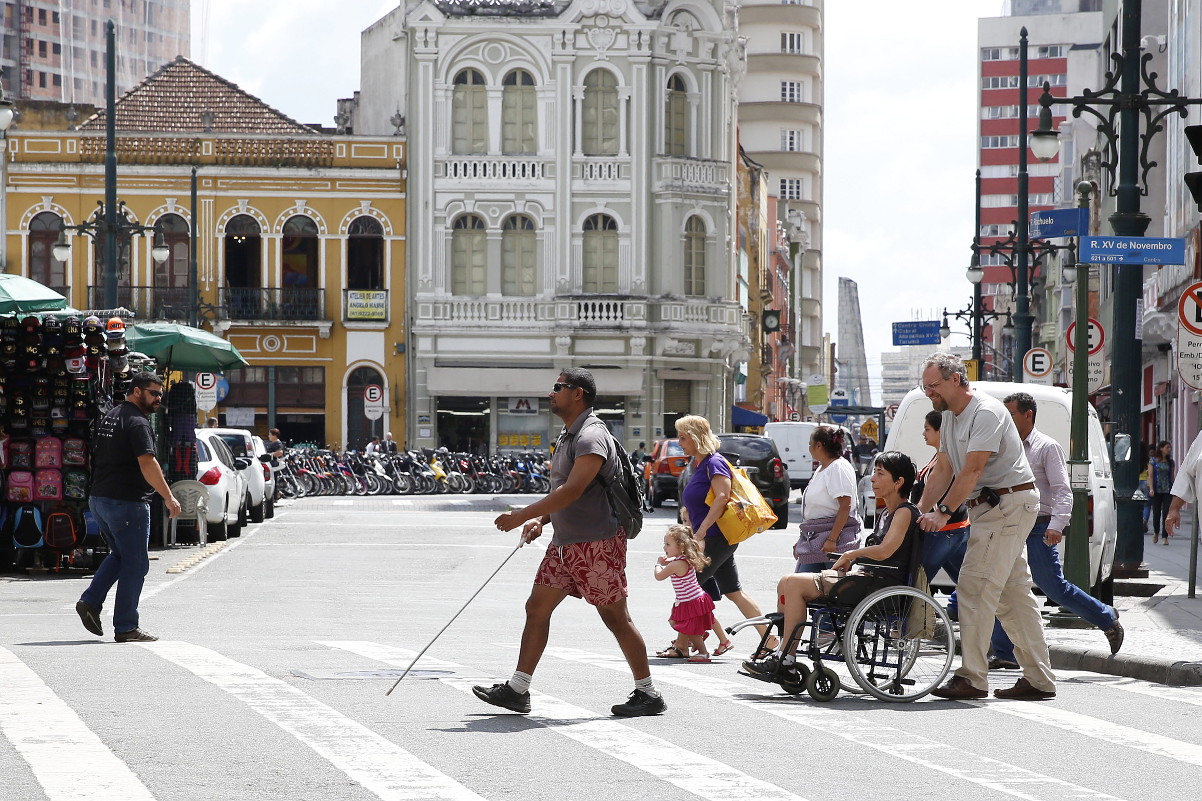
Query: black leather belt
966 482 1036 509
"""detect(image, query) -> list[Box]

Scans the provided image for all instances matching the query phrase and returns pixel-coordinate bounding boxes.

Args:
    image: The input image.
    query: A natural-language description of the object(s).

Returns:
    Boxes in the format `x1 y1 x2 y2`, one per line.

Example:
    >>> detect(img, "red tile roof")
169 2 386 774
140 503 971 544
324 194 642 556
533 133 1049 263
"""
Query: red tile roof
79 57 316 135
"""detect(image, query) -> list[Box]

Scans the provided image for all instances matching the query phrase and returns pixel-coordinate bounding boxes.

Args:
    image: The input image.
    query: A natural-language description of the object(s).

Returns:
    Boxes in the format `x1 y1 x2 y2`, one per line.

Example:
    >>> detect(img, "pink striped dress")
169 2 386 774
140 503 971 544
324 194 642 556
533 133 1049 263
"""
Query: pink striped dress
667 556 716 636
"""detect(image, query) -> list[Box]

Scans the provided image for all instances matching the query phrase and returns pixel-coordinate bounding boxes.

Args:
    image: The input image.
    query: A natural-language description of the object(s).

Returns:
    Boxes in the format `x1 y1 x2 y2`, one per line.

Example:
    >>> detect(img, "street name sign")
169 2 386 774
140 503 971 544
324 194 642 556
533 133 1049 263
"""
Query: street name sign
1022 348 1054 385
1079 235 1186 265
1176 281 1202 390
1029 208 1087 239
1065 317 1105 393
892 320 942 346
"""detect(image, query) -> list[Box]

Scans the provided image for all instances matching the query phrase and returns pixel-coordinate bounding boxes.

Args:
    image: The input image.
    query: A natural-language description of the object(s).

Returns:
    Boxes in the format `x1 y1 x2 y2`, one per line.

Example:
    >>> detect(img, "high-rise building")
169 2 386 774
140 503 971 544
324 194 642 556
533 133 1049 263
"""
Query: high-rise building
0 0 189 107
836 277 871 405
736 0 824 385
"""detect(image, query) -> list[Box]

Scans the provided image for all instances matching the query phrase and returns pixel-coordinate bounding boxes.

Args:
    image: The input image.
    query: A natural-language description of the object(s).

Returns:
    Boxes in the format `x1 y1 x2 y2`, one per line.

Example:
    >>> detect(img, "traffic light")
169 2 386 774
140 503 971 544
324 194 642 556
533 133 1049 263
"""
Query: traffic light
1186 125 1202 208
762 310 781 333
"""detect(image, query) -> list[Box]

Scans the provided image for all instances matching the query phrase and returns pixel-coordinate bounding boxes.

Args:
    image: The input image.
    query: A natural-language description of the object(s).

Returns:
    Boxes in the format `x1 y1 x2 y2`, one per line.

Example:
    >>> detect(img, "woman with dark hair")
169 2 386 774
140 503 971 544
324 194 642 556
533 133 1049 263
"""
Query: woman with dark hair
1149 440 1175 544
914 409 968 618
794 425 861 572
743 451 921 679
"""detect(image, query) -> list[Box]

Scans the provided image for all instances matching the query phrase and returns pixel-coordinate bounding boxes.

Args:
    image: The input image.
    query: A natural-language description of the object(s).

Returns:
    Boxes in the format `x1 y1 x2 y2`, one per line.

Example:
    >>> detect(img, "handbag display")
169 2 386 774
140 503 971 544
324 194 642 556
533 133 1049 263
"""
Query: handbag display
705 464 778 545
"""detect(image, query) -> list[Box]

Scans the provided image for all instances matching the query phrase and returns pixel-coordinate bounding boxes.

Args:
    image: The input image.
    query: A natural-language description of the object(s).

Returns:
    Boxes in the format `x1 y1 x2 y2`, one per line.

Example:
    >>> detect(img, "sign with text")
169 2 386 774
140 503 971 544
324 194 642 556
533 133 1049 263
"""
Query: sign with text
1065 318 1105 354
507 397 539 414
1079 235 1186 265
1022 348 1054 385
363 384 384 421
1065 318 1105 393
345 290 388 321
1176 281 1202 389
1029 208 1087 239
194 372 218 412
892 320 942 346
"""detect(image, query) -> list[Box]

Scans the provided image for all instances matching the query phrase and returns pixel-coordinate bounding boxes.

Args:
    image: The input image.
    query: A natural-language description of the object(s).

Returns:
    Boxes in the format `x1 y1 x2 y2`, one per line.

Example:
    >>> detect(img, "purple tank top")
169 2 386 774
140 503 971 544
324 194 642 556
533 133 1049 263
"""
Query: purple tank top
681 453 732 539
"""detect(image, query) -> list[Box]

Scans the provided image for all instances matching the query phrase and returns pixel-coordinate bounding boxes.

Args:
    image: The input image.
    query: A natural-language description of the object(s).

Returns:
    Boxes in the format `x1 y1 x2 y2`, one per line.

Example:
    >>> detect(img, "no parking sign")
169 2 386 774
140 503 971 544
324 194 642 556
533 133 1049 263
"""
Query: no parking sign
194 372 218 412
363 384 384 420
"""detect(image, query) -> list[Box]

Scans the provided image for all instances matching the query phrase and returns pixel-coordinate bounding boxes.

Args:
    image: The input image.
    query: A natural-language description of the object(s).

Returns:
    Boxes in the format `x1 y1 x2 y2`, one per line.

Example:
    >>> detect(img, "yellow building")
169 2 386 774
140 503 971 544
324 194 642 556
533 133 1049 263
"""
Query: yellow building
0 59 407 450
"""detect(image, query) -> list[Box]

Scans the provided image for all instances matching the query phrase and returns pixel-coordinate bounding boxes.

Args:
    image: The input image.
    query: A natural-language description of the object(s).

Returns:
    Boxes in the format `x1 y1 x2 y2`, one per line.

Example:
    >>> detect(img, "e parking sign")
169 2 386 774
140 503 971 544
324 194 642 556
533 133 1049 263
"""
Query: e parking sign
1022 348 1054 385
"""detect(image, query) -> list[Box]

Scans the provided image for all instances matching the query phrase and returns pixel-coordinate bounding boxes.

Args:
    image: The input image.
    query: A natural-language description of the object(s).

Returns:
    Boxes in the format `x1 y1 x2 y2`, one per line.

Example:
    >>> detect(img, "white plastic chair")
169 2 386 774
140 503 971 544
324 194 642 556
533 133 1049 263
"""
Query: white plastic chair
165 480 209 546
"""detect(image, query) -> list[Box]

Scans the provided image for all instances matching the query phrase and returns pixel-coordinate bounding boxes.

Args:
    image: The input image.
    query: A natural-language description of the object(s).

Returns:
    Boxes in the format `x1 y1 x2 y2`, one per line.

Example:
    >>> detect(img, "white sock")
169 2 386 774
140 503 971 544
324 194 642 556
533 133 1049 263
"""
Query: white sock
635 676 660 698
780 653 796 666
508 671 533 694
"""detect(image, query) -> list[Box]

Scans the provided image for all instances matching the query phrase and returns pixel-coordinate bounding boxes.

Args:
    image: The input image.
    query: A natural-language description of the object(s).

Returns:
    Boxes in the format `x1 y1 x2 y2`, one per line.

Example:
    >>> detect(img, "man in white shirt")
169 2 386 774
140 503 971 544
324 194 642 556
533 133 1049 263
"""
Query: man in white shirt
1165 431 1202 539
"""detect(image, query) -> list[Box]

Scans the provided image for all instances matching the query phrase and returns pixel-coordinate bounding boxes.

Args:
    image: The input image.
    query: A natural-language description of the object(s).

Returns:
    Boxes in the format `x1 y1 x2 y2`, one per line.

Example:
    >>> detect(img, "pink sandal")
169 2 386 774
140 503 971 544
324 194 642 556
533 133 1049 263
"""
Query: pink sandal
713 641 735 656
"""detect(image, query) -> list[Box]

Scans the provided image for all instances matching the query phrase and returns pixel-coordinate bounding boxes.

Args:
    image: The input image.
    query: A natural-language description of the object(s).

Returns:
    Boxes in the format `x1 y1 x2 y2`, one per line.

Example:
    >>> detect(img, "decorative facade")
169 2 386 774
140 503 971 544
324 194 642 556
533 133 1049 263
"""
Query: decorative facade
356 0 745 452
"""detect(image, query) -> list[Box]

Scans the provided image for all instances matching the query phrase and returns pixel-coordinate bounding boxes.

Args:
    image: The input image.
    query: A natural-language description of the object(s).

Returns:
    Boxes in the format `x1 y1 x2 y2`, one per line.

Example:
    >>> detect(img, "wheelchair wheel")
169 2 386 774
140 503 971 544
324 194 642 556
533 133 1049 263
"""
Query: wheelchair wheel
779 662 810 695
806 664 840 702
842 585 955 702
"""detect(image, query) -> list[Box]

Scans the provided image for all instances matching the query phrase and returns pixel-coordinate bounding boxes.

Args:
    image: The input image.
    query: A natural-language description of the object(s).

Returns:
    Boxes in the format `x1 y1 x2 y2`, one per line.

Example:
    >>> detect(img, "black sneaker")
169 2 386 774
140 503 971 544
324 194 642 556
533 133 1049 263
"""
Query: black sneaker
611 689 666 717
114 628 158 643
75 600 103 637
741 653 784 679
472 682 531 714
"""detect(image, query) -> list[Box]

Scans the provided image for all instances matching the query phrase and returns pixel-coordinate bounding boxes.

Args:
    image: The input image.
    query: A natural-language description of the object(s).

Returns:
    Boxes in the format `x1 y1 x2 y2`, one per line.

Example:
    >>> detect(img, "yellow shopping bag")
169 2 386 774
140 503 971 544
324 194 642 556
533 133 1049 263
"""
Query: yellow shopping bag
705 467 778 545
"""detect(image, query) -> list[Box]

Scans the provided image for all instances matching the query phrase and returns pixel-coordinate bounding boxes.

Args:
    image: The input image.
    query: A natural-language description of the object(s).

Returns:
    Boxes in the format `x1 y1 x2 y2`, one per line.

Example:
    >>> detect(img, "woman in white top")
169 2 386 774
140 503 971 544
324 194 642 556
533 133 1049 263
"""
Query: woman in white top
794 426 861 572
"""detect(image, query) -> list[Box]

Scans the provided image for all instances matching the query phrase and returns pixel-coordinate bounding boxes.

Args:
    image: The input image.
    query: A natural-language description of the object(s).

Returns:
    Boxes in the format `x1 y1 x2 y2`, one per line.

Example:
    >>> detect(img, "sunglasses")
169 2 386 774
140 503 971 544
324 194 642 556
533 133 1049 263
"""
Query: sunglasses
551 382 578 393
143 388 164 399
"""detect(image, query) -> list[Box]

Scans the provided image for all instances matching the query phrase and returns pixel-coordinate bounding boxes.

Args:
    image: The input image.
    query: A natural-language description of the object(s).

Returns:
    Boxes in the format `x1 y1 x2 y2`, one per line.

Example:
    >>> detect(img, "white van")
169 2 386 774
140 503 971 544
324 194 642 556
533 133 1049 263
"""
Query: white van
764 421 854 490
883 381 1118 600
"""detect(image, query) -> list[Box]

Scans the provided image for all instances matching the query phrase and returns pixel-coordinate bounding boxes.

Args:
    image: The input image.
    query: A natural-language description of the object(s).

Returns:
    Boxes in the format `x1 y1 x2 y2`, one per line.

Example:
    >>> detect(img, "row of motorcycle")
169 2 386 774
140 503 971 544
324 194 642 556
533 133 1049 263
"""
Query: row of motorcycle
273 447 552 497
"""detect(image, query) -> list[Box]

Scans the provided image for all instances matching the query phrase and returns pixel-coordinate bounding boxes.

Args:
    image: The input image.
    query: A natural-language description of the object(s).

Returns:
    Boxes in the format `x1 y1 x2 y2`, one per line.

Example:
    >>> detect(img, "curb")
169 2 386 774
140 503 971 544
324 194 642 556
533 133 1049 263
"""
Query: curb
1049 643 1202 686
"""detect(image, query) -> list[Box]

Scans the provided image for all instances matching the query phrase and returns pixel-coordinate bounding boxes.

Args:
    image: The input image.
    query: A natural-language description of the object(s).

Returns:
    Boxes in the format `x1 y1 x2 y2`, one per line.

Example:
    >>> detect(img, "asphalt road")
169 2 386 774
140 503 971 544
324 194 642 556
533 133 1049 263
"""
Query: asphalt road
1 496 1199 801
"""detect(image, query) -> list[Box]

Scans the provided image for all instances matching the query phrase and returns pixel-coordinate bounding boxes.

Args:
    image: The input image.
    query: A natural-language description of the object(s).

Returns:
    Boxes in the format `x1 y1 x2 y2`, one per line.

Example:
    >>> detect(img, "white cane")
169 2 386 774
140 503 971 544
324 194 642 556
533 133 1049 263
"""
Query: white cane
386 537 526 696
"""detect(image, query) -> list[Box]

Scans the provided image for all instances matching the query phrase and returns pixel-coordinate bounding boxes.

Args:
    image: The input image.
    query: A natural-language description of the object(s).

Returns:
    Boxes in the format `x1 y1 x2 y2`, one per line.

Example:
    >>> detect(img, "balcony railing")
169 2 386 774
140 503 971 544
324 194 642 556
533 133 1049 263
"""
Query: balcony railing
416 295 746 329
654 157 730 195
439 156 547 181
218 287 325 321
86 286 194 320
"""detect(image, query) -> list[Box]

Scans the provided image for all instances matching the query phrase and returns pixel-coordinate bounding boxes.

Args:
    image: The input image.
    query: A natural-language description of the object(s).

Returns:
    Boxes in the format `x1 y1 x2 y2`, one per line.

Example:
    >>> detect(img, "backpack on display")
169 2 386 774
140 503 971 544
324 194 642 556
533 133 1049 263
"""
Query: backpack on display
9 440 33 469
63 437 88 466
35 436 63 469
44 504 79 551
63 468 88 500
7 470 35 502
34 469 63 502
12 504 44 548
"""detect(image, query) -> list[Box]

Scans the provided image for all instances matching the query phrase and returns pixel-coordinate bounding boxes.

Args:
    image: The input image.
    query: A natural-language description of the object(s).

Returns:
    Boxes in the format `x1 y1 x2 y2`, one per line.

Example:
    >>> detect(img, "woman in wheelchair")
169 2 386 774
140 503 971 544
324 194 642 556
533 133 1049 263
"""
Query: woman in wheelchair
743 451 920 680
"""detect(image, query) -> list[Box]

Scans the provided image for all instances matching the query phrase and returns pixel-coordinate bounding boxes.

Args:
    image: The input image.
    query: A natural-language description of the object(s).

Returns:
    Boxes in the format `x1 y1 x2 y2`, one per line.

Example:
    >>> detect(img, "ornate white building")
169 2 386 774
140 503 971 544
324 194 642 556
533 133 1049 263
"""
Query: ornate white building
357 0 746 452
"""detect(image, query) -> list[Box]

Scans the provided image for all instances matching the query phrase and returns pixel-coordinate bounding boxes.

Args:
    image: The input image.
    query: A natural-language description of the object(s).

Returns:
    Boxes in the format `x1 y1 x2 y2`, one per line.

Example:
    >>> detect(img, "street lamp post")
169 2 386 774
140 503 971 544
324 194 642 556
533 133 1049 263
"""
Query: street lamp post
1014 27 1035 374
0 68 15 273
1067 181 1094 592
941 297 1012 381
1032 0 1202 575
52 22 168 307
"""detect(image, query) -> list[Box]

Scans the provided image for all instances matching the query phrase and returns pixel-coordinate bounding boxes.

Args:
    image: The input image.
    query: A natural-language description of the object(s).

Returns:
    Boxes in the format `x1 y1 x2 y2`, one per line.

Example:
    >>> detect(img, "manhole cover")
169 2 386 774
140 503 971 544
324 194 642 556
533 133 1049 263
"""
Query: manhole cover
292 669 454 680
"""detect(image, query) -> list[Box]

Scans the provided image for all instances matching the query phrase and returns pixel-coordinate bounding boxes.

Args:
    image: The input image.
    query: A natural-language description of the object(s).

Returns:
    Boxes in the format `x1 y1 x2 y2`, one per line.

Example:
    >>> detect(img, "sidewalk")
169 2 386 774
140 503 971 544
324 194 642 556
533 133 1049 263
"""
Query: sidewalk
1042 530 1202 685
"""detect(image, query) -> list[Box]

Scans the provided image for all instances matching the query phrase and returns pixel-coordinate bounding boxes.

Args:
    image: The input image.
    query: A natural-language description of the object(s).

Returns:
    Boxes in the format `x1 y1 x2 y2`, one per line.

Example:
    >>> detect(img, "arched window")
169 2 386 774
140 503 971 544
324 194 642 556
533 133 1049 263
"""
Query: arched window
28 211 65 292
282 216 319 290
452 68 488 155
582 70 619 156
347 216 384 290
665 74 689 156
346 365 386 455
224 214 262 318
154 213 189 288
451 214 487 296
502 69 537 154
501 215 536 296
683 216 706 296
582 214 618 293
91 209 133 307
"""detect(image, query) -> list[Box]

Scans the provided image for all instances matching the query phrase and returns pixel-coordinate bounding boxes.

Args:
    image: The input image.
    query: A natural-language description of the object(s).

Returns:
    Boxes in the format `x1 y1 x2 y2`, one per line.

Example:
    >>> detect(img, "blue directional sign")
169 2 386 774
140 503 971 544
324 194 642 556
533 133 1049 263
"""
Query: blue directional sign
1079 235 1186 265
1029 208 1087 239
892 320 942 346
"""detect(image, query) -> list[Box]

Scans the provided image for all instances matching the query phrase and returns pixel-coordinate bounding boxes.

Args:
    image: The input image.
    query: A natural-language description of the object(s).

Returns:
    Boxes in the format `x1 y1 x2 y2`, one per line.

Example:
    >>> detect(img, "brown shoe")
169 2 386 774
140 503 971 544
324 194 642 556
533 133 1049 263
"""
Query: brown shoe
114 628 158 643
1104 618 1125 655
993 678 1056 700
988 658 1021 670
931 676 987 700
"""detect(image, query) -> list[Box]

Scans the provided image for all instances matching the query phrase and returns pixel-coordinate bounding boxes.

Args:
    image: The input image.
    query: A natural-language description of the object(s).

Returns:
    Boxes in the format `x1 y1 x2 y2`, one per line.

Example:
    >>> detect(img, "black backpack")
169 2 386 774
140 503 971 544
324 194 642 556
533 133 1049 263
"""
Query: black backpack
587 421 645 539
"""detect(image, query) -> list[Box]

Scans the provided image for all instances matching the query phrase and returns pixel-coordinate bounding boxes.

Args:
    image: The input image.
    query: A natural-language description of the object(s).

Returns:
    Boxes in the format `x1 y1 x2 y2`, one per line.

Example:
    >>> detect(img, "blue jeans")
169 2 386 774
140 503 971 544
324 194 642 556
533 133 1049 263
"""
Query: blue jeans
80 497 151 634
923 526 969 614
795 560 829 573
990 519 1117 663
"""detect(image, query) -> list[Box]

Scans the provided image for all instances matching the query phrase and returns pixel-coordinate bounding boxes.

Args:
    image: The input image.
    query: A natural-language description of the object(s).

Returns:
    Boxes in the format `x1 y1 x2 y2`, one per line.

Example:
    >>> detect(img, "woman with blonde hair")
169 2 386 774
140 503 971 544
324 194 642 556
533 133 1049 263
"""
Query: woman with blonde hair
654 415 773 659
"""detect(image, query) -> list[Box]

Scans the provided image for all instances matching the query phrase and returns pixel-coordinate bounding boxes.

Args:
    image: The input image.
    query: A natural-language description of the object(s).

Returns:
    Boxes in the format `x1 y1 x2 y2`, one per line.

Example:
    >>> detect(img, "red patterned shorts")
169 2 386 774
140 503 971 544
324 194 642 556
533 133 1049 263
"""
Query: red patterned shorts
534 531 628 606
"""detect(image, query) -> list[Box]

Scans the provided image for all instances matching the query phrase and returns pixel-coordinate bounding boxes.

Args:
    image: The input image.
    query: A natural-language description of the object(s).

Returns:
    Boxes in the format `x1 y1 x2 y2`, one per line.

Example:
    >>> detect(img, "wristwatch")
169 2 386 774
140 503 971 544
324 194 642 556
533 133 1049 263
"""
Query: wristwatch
936 503 952 515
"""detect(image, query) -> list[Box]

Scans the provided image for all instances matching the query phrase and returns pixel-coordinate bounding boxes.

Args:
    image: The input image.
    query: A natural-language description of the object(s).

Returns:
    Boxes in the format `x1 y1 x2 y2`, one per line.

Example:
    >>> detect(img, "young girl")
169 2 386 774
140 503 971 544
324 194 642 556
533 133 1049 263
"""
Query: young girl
655 524 718 663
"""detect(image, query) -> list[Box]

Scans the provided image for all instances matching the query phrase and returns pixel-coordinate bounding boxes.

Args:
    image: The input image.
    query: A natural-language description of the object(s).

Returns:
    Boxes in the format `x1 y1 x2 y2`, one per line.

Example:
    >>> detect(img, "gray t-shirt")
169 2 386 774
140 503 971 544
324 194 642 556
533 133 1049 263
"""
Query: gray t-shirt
940 392 1034 498
549 409 618 545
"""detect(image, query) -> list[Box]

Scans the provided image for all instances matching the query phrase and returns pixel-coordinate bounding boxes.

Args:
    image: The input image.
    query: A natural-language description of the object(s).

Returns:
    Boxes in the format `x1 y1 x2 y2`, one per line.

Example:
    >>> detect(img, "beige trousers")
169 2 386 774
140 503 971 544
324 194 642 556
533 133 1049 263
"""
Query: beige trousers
955 489 1055 692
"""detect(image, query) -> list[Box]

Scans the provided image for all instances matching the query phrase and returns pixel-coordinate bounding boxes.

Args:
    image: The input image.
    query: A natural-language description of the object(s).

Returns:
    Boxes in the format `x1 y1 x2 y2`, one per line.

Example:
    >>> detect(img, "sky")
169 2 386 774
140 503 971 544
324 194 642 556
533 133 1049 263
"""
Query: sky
191 0 1009 403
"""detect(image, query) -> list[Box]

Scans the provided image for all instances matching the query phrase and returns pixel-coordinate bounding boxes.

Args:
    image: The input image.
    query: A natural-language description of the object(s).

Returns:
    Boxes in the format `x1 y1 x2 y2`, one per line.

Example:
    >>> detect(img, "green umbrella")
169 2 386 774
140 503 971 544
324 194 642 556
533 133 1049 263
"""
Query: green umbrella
0 274 69 314
124 322 250 372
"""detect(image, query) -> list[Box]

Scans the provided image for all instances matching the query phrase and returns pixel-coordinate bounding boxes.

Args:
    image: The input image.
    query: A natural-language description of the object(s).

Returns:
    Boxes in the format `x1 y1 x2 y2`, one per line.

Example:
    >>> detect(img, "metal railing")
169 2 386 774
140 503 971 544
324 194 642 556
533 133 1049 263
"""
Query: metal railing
218 287 325 321
86 286 193 320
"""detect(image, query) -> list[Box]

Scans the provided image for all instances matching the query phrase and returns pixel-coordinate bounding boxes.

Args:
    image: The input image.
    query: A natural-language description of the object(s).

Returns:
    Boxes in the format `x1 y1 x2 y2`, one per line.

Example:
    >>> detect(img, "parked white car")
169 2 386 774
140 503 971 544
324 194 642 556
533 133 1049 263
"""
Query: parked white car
858 473 878 526
252 435 278 518
764 421 856 490
194 429 249 541
208 427 268 523
884 381 1118 601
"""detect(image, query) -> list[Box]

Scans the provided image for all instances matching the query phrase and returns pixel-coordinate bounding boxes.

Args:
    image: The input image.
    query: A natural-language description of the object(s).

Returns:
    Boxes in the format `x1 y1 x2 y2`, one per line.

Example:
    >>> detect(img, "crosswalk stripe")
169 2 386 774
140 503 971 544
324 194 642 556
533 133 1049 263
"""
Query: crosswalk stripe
530 645 1126 801
143 641 484 801
333 499 354 505
1085 676 1202 706
323 640 810 801
0 646 155 801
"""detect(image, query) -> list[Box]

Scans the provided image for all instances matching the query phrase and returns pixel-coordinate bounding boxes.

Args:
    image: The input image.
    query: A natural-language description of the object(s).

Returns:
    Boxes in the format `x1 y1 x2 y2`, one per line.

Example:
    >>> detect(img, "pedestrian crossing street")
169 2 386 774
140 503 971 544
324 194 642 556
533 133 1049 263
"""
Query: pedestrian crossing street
2 639 1201 801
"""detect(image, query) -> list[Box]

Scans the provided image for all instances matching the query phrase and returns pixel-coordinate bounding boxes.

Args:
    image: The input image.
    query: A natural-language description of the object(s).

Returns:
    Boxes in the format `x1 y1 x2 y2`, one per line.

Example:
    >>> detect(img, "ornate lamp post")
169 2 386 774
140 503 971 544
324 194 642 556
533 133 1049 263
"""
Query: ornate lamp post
0 69 15 273
1031 0 1202 575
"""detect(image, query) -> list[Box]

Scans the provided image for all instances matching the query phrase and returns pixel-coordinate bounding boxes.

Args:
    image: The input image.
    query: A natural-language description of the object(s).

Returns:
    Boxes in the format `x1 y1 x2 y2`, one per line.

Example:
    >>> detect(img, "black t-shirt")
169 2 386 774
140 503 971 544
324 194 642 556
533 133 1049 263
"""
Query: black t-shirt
90 401 157 501
859 501 920 577
265 440 283 454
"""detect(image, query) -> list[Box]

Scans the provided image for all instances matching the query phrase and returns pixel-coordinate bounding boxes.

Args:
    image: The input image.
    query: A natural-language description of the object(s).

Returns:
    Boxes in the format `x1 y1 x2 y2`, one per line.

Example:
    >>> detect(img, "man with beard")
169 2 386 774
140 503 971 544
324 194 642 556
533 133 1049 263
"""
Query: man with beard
916 353 1056 701
473 367 665 717
76 372 181 643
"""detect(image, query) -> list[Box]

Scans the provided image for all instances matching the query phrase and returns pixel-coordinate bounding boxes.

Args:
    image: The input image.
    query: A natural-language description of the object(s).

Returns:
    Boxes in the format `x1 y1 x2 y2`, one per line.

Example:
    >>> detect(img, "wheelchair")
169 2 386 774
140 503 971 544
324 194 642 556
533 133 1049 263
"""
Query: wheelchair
731 558 955 703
